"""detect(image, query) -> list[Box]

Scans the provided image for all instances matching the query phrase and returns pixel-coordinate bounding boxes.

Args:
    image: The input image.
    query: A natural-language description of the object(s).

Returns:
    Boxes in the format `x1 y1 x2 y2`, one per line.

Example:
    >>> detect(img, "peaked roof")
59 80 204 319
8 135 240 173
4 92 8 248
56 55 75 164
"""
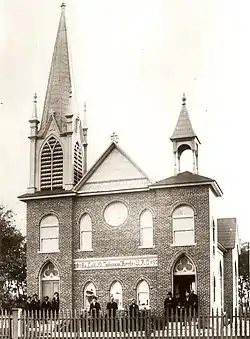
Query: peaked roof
170 94 199 142
74 142 151 191
217 218 238 249
39 3 72 135
151 171 223 196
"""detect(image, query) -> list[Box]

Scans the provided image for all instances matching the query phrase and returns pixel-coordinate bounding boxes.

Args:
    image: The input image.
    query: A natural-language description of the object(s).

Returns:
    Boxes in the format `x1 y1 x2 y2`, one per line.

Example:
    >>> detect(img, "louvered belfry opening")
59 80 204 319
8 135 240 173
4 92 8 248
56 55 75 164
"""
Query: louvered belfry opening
74 141 83 185
40 136 63 190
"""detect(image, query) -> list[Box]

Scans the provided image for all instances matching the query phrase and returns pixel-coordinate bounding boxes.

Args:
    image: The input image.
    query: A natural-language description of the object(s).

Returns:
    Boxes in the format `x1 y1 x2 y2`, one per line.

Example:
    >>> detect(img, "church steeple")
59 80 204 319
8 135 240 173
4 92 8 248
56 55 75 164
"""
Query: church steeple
38 2 72 136
170 94 200 175
27 4 88 193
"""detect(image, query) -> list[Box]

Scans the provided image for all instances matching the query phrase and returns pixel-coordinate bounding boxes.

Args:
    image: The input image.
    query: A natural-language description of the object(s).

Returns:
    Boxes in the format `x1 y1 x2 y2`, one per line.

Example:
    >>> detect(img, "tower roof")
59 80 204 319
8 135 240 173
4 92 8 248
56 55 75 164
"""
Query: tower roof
39 3 72 135
170 94 199 142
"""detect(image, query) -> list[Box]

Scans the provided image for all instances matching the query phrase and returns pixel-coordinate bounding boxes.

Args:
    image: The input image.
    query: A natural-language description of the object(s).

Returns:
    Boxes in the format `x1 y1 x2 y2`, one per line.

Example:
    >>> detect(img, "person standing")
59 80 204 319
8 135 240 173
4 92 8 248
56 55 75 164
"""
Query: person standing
89 296 101 318
41 296 52 319
129 299 139 317
106 297 118 318
31 294 40 317
164 292 174 319
24 296 33 317
51 292 60 318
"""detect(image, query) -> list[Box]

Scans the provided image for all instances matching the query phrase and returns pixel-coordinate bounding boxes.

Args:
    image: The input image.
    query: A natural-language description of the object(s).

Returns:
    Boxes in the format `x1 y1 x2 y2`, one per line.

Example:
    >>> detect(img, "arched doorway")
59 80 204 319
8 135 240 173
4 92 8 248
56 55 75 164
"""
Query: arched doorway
41 262 60 301
173 255 196 299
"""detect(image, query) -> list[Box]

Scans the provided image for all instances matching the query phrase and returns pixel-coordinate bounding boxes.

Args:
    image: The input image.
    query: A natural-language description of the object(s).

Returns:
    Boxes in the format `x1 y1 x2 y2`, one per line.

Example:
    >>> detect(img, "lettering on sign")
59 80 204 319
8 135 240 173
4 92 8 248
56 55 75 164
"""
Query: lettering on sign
74 255 158 271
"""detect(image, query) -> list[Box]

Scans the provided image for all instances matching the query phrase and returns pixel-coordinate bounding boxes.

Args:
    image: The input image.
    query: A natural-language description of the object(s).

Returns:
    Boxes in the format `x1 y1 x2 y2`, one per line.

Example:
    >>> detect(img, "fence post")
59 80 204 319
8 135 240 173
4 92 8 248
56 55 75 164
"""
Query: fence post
12 308 20 339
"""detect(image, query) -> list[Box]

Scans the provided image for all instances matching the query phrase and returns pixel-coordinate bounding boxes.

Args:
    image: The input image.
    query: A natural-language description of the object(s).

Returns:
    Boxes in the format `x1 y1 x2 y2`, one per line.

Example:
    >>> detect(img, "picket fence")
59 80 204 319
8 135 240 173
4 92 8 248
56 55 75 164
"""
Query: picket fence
0 308 250 339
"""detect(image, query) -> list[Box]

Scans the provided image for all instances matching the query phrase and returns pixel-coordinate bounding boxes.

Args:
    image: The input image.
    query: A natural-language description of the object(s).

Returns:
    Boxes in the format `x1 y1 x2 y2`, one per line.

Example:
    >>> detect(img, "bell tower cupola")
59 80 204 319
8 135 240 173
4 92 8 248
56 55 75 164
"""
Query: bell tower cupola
170 94 200 175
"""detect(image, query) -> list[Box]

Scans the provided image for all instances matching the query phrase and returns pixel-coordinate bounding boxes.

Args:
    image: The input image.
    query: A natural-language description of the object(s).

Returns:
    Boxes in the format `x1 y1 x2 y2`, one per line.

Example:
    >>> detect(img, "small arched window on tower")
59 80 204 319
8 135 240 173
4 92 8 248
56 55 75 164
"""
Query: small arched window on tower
140 210 153 247
137 280 150 309
172 205 195 245
40 136 63 190
80 214 92 251
74 141 83 185
40 215 59 252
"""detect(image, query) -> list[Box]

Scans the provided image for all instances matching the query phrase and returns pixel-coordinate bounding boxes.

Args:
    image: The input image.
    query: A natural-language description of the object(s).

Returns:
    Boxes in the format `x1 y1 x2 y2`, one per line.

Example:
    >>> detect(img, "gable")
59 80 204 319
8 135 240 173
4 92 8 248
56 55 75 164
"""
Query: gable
77 146 150 193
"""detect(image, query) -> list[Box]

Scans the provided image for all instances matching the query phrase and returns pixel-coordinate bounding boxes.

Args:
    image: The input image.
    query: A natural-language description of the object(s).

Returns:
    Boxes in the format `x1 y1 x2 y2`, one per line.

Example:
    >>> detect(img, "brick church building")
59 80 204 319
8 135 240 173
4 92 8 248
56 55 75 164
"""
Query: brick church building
19 4 240 315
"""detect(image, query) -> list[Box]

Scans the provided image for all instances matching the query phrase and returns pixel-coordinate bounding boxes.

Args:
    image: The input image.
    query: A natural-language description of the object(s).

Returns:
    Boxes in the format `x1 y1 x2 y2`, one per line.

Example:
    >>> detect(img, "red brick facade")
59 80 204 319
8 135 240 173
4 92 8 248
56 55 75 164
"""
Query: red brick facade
25 185 212 314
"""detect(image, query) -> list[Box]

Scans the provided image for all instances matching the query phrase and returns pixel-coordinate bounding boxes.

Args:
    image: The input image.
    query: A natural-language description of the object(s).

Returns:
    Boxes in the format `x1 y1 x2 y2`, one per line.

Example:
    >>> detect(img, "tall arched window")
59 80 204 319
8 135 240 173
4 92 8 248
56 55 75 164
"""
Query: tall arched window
212 219 216 256
83 282 96 310
80 214 92 251
110 281 123 309
74 141 83 185
140 210 153 247
172 205 195 245
41 261 60 301
40 215 59 252
137 280 150 309
40 136 63 190
213 275 216 303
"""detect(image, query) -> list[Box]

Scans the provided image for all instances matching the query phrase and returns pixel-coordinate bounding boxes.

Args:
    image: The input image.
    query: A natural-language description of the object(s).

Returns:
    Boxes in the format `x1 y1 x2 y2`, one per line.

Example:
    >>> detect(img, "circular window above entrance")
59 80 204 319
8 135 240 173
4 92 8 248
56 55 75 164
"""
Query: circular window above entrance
104 202 128 227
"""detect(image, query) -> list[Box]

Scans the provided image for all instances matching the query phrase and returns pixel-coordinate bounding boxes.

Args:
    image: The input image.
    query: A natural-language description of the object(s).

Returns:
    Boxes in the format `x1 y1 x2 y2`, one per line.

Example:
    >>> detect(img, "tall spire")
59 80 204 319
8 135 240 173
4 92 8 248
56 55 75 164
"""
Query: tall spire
170 93 198 141
38 3 72 135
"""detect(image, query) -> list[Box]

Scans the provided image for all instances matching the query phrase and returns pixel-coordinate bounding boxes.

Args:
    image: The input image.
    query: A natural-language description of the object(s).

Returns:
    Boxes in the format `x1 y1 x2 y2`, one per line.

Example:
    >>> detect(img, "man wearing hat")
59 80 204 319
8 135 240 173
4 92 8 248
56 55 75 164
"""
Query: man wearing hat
164 292 175 319
89 296 101 318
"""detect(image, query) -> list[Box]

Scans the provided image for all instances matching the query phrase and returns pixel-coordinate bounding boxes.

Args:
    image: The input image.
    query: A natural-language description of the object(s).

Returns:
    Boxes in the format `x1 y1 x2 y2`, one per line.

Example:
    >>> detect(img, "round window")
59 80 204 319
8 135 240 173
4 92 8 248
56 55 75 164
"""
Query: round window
104 202 128 227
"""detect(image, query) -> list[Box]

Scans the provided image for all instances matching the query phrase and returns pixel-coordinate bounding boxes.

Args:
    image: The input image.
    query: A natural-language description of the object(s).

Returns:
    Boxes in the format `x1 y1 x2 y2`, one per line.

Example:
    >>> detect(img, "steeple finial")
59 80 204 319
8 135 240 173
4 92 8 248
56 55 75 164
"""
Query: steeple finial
32 93 38 119
111 132 119 144
82 101 87 128
182 93 186 106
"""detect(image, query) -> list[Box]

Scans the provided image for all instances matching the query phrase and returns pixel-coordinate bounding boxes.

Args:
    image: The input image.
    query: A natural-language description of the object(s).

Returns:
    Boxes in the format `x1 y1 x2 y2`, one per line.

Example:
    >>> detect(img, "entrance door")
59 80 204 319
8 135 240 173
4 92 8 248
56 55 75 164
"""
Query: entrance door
174 275 195 299
173 255 196 298
41 262 60 301
42 280 59 300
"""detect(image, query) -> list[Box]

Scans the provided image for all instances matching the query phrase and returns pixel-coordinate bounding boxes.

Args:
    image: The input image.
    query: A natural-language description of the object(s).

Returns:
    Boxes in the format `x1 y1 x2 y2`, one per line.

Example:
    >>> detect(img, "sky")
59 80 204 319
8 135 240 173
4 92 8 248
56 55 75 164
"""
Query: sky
0 0 249 241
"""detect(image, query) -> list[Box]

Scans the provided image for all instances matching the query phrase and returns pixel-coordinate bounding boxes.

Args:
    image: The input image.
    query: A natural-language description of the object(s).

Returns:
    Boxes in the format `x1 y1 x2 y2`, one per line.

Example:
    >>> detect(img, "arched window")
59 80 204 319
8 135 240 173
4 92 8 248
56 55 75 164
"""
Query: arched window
140 210 153 247
40 136 63 190
83 282 96 310
110 281 123 309
212 219 216 256
41 261 60 301
40 215 59 252
137 280 150 309
172 205 195 245
74 141 83 185
80 214 92 251
219 262 223 306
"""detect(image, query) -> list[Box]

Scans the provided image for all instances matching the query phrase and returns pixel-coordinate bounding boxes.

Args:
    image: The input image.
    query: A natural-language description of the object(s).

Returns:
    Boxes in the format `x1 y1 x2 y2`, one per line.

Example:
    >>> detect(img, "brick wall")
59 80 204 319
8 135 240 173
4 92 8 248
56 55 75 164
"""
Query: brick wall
26 197 74 309
223 250 233 316
26 184 211 314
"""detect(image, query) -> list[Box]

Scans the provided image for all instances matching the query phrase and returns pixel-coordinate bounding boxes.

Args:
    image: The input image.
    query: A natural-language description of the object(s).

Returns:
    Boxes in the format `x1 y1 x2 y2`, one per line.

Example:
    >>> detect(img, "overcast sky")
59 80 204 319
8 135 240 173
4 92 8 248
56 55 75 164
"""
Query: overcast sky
0 0 249 241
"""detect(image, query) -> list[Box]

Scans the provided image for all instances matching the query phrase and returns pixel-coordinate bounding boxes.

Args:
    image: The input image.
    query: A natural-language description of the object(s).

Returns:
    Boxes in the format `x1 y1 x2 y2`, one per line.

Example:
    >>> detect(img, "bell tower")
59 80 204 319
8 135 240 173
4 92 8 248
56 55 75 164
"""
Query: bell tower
27 3 88 194
170 94 200 175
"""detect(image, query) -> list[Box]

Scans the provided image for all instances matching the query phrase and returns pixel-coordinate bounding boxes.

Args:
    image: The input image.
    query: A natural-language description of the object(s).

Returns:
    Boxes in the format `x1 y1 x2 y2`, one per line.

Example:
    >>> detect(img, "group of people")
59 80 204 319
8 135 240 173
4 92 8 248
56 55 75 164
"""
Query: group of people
164 290 198 317
24 292 60 318
88 296 140 318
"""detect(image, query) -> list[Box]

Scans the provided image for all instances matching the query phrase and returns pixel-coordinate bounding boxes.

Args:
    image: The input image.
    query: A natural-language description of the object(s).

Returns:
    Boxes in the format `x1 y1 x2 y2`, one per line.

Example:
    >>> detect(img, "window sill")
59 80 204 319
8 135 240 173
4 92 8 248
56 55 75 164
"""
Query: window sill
38 250 60 254
77 249 93 252
170 243 197 247
138 245 155 249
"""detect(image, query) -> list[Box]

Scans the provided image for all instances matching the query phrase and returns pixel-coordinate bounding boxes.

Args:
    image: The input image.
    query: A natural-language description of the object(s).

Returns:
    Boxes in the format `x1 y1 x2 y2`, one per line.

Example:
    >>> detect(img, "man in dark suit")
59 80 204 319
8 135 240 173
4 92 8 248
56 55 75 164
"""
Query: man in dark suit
89 296 101 318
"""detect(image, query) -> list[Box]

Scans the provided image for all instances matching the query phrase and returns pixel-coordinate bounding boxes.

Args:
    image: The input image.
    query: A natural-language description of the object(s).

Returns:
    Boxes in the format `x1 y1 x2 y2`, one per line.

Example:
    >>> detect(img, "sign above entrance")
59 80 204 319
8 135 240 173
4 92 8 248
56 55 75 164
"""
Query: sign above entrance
74 255 158 271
